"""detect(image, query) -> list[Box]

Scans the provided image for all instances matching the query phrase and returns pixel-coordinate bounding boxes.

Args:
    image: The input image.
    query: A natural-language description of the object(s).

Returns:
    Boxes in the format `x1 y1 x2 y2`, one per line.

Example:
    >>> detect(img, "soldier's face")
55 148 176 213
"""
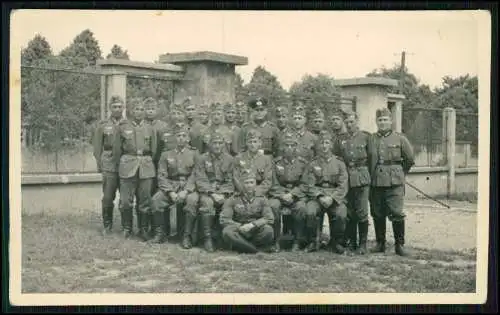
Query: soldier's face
198 111 209 124
171 110 185 122
237 109 247 122
146 107 157 120
376 116 392 131
330 116 343 130
292 115 306 129
133 105 145 121
110 102 123 118
344 115 358 133
210 139 224 154
283 143 297 157
185 106 196 120
253 108 267 121
319 139 333 154
211 111 224 125
246 138 261 153
243 178 257 191
225 109 236 123
276 115 288 128
311 118 325 130
176 132 189 146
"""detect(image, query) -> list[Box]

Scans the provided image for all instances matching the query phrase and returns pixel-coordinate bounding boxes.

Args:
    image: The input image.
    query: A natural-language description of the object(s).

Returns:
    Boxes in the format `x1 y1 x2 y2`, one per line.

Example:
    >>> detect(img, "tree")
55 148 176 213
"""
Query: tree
106 44 130 60
289 73 341 113
244 66 287 110
21 34 52 65
234 72 247 102
59 29 102 67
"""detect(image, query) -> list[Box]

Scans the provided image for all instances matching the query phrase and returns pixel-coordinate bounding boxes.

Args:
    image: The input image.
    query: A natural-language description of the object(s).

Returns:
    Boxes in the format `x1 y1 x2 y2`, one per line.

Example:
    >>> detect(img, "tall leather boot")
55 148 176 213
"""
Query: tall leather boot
370 218 386 253
147 213 155 239
181 213 196 249
164 209 171 240
331 218 346 254
138 212 150 242
393 220 408 256
151 211 165 244
358 221 369 255
135 206 142 236
201 214 215 252
122 209 133 239
345 219 358 252
272 213 282 252
102 206 113 235
292 218 304 252
304 216 317 252
176 206 185 242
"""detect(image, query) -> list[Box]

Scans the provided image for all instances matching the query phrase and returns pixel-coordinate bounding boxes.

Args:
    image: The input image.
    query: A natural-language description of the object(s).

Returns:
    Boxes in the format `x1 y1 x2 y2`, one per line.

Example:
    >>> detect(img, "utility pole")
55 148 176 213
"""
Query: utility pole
399 50 406 94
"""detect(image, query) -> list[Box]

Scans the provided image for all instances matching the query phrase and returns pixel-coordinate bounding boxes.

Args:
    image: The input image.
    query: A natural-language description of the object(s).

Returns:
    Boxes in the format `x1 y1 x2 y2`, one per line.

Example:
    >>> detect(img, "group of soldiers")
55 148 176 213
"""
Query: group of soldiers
93 94 415 256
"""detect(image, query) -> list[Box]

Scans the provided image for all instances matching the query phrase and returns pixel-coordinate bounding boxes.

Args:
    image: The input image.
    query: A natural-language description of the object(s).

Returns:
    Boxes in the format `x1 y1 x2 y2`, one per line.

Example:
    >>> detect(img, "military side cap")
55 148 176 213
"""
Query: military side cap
224 102 235 111
329 108 345 119
211 102 224 113
172 124 190 135
109 95 124 105
291 108 306 118
143 97 158 108
317 130 333 142
275 106 289 116
282 132 298 145
310 108 325 119
248 97 268 109
170 103 185 113
197 104 210 113
235 101 246 108
376 107 392 118
246 129 262 140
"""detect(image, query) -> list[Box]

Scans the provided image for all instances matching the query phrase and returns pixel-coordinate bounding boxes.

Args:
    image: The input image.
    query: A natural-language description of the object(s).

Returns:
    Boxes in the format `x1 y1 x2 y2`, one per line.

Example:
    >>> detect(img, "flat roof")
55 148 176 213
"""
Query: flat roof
159 51 248 65
334 77 399 87
97 59 184 72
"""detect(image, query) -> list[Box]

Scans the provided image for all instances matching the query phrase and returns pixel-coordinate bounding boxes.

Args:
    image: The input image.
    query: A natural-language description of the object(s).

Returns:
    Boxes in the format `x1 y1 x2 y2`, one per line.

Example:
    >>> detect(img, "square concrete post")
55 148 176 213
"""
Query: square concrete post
334 77 399 133
158 51 248 106
387 93 405 133
442 107 456 197
100 71 127 119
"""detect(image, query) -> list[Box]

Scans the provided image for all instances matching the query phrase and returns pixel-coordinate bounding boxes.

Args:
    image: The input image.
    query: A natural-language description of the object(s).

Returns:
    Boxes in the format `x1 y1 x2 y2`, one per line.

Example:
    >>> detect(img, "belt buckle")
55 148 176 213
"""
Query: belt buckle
322 182 330 188
137 149 143 155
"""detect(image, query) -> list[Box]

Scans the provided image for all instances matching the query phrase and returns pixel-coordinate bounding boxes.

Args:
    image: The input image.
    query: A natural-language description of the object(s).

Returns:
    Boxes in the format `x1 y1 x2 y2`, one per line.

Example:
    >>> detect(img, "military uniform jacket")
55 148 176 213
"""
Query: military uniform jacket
147 119 169 165
236 121 280 156
368 131 415 187
189 121 209 153
269 156 308 199
194 151 235 195
334 130 372 188
92 117 122 173
113 119 158 179
278 127 318 161
157 146 198 194
220 194 274 228
304 155 349 205
233 151 273 197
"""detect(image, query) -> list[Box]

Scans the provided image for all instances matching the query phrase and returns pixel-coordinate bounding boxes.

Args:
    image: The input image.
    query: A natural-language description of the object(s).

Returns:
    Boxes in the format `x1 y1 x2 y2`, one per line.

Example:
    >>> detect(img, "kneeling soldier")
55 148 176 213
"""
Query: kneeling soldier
113 100 157 240
305 131 349 254
193 131 235 252
151 125 199 245
268 133 309 252
220 170 275 253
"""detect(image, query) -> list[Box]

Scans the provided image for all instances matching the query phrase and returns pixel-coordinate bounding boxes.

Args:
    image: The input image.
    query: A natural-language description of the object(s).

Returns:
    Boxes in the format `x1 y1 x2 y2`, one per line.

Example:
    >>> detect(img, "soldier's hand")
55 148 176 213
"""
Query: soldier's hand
212 193 224 204
169 192 178 203
238 223 254 234
282 193 294 204
178 190 188 200
319 196 333 208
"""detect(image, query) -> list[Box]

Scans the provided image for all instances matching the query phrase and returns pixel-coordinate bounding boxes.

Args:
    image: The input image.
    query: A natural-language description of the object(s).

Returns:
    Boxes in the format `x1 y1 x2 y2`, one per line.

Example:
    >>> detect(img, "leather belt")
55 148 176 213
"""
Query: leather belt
126 150 152 156
378 160 401 165
347 161 368 168
317 182 334 188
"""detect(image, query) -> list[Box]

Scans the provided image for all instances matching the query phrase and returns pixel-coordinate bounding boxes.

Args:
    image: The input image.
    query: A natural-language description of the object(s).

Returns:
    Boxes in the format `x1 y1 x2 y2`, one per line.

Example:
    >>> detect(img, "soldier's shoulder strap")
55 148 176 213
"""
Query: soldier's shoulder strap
361 130 371 136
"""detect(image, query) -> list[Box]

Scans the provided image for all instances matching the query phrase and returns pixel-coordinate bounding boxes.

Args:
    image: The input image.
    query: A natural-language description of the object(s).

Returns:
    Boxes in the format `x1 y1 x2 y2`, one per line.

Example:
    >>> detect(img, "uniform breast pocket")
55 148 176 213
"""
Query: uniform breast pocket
144 135 152 147
388 144 401 161
356 144 367 159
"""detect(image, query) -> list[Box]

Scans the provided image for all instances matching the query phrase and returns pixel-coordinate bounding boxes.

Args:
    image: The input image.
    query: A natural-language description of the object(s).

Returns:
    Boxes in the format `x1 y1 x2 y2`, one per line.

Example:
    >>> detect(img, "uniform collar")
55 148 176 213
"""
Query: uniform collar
283 156 295 164
110 117 122 125
292 127 306 137
253 120 267 128
377 130 392 137
210 152 224 161
176 146 186 154
318 154 333 163
132 119 145 127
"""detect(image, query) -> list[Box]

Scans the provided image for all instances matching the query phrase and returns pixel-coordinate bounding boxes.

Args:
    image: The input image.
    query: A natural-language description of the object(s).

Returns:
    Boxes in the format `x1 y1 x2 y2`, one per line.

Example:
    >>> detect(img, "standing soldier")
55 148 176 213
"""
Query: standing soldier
92 95 125 236
333 112 371 254
304 131 349 253
193 131 235 252
190 104 210 153
329 108 349 144
369 108 415 256
219 170 275 253
113 99 157 240
150 125 199 245
268 133 309 252
237 97 280 157
184 100 197 128
309 108 326 135
233 129 273 198
275 106 289 132
203 103 233 154
278 109 317 162
224 102 241 156
162 103 187 152
235 101 248 126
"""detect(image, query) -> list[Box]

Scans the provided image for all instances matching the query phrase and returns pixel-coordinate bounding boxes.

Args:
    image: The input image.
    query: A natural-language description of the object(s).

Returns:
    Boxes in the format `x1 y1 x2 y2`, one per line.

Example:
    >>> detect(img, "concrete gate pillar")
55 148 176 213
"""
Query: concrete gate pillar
158 51 248 106
334 77 399 133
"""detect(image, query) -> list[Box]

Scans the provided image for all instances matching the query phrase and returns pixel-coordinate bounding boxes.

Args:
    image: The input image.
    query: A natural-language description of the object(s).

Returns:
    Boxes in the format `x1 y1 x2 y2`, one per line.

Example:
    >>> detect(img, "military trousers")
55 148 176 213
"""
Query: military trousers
119 171 153 232
370 185 406 222
101 171 119 229
346 186 370 223
199 193 227 247
307 199 347 245
268 198 307 244
222 224 274 253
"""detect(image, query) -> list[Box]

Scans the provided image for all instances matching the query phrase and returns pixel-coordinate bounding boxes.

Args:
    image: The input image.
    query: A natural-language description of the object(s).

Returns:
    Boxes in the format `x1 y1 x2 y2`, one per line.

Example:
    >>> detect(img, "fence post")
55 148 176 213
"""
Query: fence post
442 107 456 198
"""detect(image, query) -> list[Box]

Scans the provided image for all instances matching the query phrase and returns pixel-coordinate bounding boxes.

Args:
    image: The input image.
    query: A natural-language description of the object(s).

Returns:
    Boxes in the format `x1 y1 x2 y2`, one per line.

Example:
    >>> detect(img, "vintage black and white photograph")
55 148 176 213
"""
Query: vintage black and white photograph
9 9 490 305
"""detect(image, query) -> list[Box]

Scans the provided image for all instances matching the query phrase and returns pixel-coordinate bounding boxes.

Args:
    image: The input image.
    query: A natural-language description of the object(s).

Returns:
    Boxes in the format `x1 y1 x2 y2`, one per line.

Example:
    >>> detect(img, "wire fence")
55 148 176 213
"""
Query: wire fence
455 112 479 168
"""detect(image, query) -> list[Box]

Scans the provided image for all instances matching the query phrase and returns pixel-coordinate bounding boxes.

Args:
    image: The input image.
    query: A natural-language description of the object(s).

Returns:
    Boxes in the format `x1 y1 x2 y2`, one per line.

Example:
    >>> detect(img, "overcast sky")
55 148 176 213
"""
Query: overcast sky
11 10 485 90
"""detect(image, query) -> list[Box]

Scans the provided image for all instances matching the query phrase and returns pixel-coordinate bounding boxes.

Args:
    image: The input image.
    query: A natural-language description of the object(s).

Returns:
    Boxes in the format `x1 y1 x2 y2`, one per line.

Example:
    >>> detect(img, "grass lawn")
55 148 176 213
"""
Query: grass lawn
21 206 477 294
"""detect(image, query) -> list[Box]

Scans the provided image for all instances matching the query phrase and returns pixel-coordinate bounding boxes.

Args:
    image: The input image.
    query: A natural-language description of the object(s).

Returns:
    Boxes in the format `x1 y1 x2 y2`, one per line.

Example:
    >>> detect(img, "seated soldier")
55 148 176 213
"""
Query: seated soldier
268 132 309 252
151 125 199 245
233 129 273 198
220 170 275 254
193 131 235 252
304 131 349 254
